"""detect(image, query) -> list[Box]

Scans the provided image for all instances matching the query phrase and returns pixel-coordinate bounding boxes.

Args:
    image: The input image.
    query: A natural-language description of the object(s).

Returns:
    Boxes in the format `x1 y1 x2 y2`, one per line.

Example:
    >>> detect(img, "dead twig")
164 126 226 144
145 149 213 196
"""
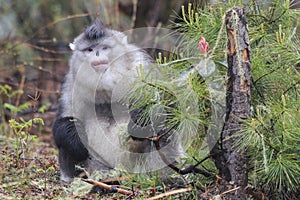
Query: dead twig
212 186 241 199
81 178 133 196
220 186 240 196
24 42 69 54
146 187 193 200
130 0 138 29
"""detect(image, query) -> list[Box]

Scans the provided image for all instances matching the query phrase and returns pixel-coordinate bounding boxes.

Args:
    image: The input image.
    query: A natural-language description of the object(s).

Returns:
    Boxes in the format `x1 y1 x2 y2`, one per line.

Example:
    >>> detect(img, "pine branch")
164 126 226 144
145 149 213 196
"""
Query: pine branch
146 125 213 177
283 80 300 95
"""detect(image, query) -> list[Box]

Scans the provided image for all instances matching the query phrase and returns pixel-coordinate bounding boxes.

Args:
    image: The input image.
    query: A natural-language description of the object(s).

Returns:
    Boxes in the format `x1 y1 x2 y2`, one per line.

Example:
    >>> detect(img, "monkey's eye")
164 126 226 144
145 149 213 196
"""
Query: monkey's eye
102 45 110 50
88 48 93 52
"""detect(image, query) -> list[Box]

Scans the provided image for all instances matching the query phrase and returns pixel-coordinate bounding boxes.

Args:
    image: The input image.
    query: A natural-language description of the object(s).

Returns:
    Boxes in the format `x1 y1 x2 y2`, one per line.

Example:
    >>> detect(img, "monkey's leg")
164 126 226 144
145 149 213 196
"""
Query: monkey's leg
58 148 76 182
53 117 89 182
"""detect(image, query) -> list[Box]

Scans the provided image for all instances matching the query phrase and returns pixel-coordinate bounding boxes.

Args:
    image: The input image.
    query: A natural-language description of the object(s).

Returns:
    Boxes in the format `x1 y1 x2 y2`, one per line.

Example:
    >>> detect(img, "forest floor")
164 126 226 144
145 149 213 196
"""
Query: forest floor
0 132 206 199
0 133 78 199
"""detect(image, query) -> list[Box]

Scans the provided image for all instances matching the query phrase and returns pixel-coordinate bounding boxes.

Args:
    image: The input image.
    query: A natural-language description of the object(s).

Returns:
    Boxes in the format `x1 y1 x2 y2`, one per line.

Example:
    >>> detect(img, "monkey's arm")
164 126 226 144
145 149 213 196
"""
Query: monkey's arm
52 117 89 182
127 105 167 140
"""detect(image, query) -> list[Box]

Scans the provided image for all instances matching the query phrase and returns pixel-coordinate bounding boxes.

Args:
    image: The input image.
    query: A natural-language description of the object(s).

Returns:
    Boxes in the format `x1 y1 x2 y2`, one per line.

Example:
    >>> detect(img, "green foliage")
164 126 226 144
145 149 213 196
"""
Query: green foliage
127 59 210 144
125 53 219 193
38 102 51 113
36 165 55 198
0 84 23 100
243 2 299 198
0 84 45 167
9 118 44 164
173 2 227 59
0 84 60 198
4 102 31 114
174 1 299 199
121 173 198 199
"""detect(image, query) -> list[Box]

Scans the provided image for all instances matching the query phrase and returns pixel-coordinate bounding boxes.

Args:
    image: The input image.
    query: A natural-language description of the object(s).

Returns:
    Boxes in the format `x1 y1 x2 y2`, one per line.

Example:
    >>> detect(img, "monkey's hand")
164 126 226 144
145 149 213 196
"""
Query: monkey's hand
127 105 167 141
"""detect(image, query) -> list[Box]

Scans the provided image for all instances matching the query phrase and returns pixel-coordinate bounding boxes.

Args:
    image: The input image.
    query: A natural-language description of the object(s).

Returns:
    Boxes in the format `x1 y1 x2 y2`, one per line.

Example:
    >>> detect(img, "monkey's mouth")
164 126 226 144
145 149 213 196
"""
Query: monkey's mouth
91 60 109 72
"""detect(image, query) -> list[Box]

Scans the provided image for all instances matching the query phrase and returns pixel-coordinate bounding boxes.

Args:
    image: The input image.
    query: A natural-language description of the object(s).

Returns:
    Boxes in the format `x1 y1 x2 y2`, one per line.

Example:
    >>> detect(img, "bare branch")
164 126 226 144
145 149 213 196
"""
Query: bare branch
81 179 133 196
146 187 193 200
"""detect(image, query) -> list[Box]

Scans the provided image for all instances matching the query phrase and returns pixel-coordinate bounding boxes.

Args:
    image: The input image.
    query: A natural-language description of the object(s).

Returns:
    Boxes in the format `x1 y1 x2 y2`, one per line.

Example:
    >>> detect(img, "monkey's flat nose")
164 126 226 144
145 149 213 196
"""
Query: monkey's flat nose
91 60 109 72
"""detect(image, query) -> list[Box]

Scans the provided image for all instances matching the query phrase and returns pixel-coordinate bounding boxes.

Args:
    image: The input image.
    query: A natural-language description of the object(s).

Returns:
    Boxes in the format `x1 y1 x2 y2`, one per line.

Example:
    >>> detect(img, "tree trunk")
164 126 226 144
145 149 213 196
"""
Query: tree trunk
211 7 251 199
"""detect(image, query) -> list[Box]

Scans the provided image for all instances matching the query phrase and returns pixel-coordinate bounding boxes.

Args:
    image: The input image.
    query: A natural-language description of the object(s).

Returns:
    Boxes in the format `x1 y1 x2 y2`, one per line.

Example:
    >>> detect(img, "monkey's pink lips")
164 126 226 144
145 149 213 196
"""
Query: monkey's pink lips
91 61 109 72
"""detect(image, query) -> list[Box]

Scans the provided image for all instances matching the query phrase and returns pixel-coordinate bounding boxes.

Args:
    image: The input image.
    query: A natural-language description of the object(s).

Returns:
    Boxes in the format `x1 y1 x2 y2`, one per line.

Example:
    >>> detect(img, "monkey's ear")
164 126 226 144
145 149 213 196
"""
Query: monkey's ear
69 43 76 51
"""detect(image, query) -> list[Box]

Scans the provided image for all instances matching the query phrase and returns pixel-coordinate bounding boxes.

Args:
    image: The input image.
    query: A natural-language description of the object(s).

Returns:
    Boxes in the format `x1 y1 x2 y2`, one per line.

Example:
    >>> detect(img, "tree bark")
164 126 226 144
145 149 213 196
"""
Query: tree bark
211 7 251 199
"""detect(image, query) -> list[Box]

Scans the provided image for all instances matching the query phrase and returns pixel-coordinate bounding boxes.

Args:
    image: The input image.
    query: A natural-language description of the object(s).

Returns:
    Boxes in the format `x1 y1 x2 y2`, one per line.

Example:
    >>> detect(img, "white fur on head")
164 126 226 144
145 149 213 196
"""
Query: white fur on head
69 43 76 51
111 30 128 45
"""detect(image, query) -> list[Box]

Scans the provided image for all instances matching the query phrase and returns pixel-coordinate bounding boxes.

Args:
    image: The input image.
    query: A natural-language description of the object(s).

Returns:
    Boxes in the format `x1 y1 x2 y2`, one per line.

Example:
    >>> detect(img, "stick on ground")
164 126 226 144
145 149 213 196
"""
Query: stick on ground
81 178 133 196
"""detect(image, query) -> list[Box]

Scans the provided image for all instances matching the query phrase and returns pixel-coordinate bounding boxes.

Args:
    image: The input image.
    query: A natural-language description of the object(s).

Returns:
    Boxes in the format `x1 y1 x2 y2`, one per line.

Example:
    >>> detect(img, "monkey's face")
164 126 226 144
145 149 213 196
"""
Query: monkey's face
81 41 111 73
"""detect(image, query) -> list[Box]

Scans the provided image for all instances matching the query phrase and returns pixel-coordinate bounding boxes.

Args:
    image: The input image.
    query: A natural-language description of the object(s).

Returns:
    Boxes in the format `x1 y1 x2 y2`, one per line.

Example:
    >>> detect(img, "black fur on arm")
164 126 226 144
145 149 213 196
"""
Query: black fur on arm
127 105 165 141
128 106 150 141
53 117 89 162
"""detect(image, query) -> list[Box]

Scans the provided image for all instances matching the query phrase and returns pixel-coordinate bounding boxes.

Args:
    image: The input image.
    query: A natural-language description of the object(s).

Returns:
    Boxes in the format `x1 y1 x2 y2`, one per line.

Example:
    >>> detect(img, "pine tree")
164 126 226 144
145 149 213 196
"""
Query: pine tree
128 0 300 199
